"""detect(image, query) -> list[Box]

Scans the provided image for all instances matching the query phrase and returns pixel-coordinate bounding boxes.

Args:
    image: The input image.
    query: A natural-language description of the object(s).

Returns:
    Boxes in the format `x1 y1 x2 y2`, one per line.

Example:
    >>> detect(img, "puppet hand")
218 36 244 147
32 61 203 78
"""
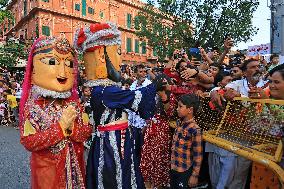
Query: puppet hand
60 105 77 130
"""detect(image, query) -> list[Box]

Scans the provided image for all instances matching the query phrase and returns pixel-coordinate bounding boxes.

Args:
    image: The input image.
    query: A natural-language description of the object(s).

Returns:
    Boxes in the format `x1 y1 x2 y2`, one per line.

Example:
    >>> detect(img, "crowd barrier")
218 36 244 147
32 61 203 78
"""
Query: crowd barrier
195 97 284 185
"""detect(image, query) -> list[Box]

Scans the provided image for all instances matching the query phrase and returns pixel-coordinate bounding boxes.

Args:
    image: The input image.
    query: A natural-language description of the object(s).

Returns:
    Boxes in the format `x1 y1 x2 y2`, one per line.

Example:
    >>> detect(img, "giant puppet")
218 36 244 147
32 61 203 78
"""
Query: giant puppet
19 36 92 189
73 22 156 189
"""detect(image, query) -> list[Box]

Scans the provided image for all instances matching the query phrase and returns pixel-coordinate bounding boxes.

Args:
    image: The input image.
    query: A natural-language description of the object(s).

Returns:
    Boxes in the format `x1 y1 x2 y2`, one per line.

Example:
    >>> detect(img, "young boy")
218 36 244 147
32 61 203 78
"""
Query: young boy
171 94 203 189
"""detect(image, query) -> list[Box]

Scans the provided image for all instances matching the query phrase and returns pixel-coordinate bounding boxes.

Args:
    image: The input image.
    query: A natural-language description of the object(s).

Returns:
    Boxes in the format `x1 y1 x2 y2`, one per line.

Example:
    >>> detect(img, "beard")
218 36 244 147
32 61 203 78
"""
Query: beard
104 48 122 82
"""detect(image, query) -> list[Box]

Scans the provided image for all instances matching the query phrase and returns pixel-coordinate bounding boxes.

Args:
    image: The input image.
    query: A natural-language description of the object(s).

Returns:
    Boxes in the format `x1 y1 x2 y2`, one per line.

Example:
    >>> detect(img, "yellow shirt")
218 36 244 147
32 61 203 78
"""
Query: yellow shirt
6 95 18 108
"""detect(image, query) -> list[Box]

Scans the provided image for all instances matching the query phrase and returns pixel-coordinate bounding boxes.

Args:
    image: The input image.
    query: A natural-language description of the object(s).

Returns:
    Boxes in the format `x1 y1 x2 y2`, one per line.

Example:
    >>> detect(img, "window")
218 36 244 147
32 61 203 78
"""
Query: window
141 41 146 54
82 0 86 16
35 24 39 37
42 0 49 2
127 13 132 29
24 0 27 16
99 11 104 18
135 39 139 53
42 25 50 36
75 4 80 11
88 7 94 14
134 16 140 30
126 38 132 53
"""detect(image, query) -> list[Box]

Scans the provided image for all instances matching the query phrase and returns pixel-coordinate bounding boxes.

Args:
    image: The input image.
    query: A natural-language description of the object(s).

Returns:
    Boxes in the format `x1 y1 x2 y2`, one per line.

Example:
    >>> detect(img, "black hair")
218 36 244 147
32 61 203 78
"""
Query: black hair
240 58 257 71
153 73 173 92
270 54 279 62
214 71 231 86
3 89 12 95
82 86 90 91
122 78 133 86
179 94 200 116
212 47 220 52
175 59 187 71
210 62 222 77
269 63 284 80
134 64 145 73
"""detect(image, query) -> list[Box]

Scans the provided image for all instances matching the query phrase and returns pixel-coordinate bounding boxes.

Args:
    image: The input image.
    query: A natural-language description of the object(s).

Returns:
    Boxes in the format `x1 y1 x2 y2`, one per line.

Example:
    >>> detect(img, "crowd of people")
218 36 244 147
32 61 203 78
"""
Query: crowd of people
69 37 284 189
1 32 284 189
0 68 23 127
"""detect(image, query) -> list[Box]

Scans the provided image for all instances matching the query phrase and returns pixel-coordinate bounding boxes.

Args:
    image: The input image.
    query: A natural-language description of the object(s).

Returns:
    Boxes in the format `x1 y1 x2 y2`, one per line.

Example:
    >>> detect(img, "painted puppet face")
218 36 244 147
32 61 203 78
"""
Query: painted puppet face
83 45 121 81
32 49 75 92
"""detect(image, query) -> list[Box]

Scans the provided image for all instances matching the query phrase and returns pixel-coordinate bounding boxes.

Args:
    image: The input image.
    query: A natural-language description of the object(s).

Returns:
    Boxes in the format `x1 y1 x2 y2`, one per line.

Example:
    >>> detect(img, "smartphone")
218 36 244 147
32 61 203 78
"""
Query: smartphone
189 48 201 62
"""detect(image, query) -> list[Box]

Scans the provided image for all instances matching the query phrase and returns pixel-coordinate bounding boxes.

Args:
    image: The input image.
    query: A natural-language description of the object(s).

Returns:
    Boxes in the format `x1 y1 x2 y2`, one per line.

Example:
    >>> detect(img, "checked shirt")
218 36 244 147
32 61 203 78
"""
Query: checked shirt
171 119 203 177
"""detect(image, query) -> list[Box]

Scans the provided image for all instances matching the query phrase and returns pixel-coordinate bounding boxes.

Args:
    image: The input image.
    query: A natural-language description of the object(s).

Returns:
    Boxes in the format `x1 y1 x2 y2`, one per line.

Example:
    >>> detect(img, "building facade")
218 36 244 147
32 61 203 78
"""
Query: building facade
1 0 158 65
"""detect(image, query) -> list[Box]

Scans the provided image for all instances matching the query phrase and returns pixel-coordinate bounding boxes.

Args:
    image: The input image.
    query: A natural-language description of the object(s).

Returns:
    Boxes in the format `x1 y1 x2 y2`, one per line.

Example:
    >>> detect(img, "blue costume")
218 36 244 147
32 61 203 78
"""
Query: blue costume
86 79 156 189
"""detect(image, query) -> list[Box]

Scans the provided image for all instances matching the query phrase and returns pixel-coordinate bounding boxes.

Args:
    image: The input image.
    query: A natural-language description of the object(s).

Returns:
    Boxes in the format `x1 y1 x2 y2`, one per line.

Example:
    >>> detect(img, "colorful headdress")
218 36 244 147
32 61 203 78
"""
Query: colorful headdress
73 22 121 53
33 37 75 56
19 37 79 126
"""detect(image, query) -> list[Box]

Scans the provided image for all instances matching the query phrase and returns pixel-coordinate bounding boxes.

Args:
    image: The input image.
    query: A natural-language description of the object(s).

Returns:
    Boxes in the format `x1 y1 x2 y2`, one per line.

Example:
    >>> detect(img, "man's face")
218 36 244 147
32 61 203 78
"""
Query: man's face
136 67 146 82
244 61 260 79
32 49 75 92
272 57 279 65
231 66 243 79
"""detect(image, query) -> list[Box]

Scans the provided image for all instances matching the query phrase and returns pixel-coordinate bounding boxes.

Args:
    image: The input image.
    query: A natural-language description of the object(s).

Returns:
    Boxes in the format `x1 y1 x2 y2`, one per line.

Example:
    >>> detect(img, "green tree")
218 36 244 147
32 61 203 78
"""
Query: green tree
0 0 13 23
0 39 28 67
135 0 259 60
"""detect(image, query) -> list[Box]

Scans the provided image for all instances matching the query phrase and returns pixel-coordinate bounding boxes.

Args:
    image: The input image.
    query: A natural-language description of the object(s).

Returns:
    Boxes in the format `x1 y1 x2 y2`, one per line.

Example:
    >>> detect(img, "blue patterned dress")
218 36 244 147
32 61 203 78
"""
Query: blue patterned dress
85 79 156 189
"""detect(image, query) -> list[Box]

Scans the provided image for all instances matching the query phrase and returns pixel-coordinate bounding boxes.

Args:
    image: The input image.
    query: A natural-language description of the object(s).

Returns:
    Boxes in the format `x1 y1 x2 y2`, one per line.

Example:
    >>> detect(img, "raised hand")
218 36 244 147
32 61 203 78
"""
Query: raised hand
181 68 198 80
224 37 234 51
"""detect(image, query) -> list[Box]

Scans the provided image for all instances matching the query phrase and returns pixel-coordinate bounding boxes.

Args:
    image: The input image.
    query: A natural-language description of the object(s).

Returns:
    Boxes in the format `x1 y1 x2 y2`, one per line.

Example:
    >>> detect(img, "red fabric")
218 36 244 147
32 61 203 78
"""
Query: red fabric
90 23 111 33
209 89 225 110
164 68 181 84
97 122 128 132
76 28 87 47
140 94 177 187
20 99 92 189
170 82 204 97
86 45 104 52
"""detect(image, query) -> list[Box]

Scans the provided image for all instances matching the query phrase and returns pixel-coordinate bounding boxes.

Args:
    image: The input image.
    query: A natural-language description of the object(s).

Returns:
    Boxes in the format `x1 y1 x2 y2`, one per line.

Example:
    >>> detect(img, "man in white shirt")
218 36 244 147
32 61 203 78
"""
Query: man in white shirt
128 64 152 163
210 59 267 189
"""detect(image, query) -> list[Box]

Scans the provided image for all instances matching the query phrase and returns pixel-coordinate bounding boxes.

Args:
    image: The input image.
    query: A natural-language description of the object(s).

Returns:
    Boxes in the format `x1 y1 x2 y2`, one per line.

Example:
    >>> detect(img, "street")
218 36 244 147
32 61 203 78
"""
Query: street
0 126 30 189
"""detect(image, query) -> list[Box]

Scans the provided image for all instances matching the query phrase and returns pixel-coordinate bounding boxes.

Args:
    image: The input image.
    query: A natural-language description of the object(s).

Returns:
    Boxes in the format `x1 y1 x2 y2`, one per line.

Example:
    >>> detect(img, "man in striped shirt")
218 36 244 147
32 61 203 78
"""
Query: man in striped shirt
171 94 203 189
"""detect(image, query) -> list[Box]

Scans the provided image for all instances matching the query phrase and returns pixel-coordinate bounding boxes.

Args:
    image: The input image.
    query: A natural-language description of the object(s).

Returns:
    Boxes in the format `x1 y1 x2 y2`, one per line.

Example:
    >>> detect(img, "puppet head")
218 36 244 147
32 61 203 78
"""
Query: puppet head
32 37 75 92
74 22 122 82
19 37 79 125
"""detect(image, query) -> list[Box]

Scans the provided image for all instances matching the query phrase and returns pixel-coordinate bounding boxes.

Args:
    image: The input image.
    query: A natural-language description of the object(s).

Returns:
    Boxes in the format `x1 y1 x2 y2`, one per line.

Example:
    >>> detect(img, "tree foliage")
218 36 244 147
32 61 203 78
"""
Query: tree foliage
0 39 28 67
0 0 13 23
135 0 259 59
